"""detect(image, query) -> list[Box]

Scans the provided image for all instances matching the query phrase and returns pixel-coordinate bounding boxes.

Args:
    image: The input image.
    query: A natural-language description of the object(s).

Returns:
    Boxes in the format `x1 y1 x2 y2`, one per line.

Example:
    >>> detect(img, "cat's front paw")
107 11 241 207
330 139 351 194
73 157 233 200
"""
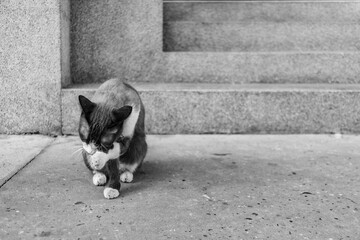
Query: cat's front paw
120 171 133 183
93 172 107 186
103 187 120 199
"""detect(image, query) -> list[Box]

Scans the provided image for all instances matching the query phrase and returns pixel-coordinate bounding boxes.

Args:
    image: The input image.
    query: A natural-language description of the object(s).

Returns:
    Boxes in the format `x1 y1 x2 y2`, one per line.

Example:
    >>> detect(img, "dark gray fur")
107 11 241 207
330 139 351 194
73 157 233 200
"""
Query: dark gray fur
78 79 147 194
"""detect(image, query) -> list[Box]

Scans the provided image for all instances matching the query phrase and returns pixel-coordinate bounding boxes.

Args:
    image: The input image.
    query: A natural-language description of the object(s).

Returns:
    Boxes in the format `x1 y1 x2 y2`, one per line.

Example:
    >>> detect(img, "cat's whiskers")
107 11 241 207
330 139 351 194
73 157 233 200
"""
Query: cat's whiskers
71 147 83 157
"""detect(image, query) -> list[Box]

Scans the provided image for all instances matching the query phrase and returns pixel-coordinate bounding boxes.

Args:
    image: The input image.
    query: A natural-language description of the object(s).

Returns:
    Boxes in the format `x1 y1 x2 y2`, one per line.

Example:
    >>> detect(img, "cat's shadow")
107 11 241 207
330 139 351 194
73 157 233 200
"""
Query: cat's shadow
119 160 176 197
118 156 235 197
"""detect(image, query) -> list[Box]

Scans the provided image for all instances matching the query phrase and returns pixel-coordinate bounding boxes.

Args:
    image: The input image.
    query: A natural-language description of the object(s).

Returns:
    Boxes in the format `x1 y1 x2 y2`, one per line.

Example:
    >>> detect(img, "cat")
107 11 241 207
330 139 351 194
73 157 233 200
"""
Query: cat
78 79 147 199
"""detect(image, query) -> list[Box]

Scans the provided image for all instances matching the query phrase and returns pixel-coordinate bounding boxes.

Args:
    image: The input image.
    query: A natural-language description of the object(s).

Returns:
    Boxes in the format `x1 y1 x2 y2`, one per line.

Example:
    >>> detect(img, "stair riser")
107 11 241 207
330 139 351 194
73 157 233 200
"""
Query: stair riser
62 88 360 134
164 2 360 23
69 52 360 84
164 2 360 52
164 22 360 52
160 53 360 84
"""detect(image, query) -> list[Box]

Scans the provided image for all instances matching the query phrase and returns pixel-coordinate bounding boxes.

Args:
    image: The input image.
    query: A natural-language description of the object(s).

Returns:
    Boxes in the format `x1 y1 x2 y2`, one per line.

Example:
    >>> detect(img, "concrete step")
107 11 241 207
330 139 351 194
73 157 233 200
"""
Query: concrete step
163 1 360 52
62 83 360 135
160 52 360 83
70 52 360 84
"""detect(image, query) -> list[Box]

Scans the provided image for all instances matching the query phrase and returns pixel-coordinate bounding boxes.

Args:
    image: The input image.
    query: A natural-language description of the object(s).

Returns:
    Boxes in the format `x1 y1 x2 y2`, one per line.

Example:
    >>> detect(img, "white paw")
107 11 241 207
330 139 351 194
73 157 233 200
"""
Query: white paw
92 172 107 186
120 171 133 183
103 187 120 199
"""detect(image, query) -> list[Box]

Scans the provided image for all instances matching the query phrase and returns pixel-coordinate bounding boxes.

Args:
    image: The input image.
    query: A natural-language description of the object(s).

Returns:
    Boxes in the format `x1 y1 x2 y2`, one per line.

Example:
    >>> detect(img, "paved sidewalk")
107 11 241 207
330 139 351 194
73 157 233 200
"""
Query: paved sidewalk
1 135 360 239
0 135 54 187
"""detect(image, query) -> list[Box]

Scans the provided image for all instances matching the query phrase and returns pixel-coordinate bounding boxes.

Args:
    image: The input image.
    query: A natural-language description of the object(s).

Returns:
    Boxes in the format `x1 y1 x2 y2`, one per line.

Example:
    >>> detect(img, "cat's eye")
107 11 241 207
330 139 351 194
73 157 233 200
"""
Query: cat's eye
101 134 115 145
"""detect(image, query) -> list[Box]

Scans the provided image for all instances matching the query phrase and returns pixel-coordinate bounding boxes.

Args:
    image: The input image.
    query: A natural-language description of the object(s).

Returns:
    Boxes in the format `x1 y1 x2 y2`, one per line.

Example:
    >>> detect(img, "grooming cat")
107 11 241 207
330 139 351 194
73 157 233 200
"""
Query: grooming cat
78 79 147 199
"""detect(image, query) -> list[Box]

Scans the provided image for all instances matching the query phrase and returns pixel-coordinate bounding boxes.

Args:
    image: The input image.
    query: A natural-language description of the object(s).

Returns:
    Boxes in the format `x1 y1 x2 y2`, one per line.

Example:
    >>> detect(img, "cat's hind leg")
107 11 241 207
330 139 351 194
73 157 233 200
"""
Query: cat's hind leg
119 163 138 183
92 171 107 186
119 133 147 183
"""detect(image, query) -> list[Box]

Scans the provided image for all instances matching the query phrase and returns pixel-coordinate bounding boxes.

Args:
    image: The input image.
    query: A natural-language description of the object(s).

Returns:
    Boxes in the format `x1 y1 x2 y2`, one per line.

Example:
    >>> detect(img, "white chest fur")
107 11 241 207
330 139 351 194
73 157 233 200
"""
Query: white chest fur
121 106 140 138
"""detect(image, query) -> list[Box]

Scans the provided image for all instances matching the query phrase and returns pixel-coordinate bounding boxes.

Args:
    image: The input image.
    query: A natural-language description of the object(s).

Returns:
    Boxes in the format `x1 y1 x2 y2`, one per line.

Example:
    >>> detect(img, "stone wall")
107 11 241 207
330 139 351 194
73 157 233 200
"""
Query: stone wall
0 0 67 134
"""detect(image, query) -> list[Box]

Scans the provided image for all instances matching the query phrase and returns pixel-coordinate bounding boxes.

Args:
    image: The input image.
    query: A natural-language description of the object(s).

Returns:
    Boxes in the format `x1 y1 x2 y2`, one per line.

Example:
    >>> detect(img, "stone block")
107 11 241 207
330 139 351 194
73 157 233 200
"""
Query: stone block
0 0 63 134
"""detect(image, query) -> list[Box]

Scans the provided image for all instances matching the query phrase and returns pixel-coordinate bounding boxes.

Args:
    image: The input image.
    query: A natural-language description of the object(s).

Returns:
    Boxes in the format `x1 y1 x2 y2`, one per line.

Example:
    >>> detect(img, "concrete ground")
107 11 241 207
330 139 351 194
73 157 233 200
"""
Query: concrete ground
1 135 360 240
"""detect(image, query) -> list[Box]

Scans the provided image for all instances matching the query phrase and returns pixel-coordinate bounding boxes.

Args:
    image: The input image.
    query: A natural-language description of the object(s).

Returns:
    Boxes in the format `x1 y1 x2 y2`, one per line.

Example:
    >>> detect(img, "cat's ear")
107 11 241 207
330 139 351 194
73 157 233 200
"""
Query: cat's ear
111 106 132 123
78 95 96 117
79 112 90 140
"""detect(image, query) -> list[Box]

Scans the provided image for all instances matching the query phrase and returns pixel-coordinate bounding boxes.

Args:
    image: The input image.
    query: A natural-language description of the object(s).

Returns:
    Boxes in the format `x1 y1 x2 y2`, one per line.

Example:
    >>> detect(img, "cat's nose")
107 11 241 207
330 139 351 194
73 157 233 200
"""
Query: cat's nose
89 150 96 155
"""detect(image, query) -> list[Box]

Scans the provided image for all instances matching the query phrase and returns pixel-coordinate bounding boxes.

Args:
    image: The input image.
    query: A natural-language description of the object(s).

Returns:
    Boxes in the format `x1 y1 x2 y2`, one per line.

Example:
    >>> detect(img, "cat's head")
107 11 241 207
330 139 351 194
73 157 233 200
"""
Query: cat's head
78 95 132 154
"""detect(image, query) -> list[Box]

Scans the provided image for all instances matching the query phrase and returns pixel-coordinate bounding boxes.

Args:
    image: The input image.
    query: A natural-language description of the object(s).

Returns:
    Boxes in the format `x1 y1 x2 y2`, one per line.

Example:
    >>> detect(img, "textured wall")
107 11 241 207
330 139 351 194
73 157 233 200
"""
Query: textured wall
71 0 162 84
0 0 63 134
60 0 71 87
